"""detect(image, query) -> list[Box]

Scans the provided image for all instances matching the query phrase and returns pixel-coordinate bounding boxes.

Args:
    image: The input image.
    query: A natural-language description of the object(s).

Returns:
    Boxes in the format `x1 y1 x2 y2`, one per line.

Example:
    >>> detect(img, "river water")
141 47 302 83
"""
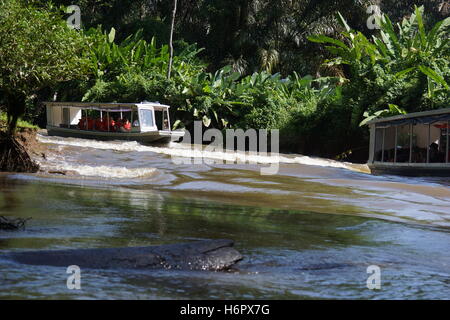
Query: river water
0 133 449 299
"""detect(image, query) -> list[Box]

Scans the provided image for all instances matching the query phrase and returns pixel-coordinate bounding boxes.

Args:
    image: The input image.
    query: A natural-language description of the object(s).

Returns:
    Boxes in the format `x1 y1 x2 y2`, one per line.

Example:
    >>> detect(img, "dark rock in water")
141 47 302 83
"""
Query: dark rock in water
5 239 242 271
0 132 39 173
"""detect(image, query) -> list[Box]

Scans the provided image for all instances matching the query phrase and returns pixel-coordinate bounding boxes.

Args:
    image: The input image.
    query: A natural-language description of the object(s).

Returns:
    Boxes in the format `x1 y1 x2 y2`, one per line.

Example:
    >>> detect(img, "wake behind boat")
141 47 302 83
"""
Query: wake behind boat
44 101 185 144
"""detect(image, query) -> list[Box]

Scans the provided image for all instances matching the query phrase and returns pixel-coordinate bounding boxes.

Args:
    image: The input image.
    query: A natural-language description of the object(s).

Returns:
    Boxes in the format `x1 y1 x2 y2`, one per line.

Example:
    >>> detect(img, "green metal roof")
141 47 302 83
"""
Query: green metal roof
44 101 171 109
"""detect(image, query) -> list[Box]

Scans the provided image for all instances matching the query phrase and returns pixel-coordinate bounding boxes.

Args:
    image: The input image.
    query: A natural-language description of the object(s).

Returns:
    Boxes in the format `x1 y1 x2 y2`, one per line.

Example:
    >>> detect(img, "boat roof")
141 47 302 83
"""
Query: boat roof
44 101 171 109
368 107 450 126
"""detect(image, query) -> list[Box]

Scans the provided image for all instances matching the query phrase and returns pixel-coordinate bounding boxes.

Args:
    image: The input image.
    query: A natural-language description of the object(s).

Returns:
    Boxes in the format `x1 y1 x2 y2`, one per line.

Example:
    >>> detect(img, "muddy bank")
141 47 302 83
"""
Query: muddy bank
0 116 50 172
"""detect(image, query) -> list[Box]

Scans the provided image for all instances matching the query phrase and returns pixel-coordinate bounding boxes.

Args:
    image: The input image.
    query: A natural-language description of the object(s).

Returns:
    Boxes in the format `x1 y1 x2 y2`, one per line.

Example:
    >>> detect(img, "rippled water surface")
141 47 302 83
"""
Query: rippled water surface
0 133 449 299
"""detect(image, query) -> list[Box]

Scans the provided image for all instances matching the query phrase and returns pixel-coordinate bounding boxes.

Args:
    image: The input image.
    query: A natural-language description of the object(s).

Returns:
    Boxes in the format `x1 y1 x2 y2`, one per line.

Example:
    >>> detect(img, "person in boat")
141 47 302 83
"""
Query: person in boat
120 118 131 132
77 117 86 130
133 119 140 127
163 119 169 130
101 117 110 131
87 117 95 130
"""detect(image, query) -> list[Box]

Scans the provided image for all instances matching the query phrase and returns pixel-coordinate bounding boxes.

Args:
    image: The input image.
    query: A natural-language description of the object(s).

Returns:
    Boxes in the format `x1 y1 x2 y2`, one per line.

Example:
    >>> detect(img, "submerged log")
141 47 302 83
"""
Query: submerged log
5 239 242 271
0 216 31 230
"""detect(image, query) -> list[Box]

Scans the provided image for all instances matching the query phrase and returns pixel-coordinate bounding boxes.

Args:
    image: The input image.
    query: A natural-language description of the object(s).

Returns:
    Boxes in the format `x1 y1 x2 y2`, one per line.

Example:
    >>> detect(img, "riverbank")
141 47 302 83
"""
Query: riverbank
0 117 45 173
14 128 47 160
1 169 449 299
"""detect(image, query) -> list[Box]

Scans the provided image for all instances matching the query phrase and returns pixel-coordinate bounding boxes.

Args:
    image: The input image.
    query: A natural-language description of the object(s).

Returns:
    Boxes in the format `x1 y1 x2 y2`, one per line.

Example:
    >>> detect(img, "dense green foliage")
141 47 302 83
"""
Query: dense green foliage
63 26 341 150
310 7 449 121
50 0 450 76
306 6 450 157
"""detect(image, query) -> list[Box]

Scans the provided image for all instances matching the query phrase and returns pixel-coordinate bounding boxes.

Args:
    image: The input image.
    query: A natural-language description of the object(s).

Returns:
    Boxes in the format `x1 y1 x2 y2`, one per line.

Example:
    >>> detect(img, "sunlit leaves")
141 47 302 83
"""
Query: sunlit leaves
0 0 91 131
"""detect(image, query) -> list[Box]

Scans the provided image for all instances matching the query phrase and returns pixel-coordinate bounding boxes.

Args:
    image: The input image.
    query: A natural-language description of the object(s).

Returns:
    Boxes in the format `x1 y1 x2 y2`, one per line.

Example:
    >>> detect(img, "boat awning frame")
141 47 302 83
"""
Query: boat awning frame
43 101 171 110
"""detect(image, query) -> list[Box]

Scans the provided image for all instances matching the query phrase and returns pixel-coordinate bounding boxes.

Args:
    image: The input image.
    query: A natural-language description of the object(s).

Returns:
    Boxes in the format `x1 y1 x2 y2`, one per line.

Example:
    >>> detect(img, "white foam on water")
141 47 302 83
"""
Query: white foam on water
37 134 353 171
36 153 157 179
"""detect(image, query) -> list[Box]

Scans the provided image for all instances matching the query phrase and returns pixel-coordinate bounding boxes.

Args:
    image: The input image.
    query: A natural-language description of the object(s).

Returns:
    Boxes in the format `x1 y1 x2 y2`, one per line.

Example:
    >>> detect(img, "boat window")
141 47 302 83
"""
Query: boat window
155 110 162 130
62 108 70 126
436 123 449 163
131 111 140 127
376 126 396 163
374 128 384 162
140 109 154 128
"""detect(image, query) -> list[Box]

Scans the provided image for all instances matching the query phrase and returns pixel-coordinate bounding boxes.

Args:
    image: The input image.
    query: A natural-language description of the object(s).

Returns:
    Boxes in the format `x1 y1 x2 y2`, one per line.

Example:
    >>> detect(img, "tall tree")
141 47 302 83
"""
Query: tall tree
0 0 90 134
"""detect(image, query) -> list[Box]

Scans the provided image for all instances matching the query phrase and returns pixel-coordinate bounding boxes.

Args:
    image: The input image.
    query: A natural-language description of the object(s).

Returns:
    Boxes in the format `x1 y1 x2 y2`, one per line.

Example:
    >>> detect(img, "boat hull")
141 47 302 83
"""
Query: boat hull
368 162 450 177
47 126 185 144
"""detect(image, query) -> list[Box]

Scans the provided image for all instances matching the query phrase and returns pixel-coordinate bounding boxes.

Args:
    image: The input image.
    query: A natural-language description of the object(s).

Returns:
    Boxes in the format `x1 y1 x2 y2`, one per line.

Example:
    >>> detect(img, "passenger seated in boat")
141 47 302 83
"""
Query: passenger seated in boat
120 118 131 132
133 119 139 127
430 143 446 163
86 117 94 130
107 118 116 132
77 117 86 130
114 118 123 132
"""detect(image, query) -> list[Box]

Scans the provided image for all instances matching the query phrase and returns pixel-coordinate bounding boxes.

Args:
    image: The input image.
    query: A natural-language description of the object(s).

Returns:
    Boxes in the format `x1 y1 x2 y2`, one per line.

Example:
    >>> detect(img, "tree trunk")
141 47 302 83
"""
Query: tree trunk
5 93 26 135
167 0 178 80
0 93 39 173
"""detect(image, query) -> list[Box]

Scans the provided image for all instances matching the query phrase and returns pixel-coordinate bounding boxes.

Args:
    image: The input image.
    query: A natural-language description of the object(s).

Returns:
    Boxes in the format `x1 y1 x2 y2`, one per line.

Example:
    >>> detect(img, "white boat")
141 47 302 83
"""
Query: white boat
44 101 185 144
367 108 450 176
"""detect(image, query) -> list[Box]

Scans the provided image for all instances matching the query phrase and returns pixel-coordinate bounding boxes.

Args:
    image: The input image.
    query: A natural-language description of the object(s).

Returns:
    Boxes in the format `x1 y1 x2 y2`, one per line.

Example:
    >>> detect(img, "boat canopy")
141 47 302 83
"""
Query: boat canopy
367 108 450 128
368 107 450 165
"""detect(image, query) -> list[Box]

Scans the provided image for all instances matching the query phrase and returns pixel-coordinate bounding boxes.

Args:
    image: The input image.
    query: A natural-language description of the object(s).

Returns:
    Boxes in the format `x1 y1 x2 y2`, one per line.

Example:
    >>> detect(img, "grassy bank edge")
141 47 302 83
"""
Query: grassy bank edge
0 112 40 131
